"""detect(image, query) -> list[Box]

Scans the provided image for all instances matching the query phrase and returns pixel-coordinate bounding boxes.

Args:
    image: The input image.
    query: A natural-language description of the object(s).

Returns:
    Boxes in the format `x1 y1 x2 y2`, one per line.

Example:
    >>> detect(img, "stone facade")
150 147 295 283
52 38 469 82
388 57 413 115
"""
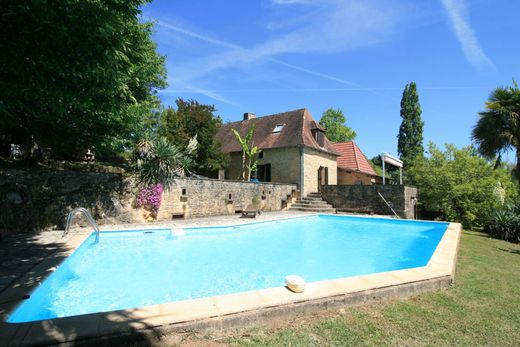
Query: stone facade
227 147 301 185
321 184 418 219
337 169 374 185
0 167 297 233
302 147 337 196
226 146 337 197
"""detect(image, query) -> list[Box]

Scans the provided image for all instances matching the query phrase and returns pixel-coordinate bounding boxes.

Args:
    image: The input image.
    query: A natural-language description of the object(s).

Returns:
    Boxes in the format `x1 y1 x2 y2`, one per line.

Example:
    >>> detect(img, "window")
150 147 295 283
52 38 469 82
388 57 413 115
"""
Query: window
272 124 285 133
312 129 325 147
257 164 272 182
258 151 264 159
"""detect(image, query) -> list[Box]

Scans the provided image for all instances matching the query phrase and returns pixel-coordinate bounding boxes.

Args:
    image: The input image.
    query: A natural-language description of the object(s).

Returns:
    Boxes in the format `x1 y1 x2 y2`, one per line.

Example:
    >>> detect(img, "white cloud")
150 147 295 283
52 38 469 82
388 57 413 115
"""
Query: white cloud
150 0 402 102
440 0 495 69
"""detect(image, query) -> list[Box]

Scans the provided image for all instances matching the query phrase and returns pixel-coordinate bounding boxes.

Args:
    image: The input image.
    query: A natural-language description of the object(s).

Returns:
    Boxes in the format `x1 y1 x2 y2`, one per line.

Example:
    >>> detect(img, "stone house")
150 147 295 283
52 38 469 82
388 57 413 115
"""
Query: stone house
332 141 379 185
215 108 339 196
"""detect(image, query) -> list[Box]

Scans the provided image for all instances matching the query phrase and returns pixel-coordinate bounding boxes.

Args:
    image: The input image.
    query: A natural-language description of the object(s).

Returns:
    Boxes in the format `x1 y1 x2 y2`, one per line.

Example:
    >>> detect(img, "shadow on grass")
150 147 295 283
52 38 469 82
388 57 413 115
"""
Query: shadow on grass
0 231 165 346
498 247 520 255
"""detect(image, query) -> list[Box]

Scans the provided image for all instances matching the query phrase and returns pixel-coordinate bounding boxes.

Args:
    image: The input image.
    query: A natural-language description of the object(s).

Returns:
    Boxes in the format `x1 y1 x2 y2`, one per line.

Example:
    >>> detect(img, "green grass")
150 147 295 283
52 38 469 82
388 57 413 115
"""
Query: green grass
213 231 520 347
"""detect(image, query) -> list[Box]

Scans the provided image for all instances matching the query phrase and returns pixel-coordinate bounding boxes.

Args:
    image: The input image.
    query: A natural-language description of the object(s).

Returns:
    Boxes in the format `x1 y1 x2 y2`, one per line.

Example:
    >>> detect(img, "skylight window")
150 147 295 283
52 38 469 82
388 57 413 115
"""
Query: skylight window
272 124 285 133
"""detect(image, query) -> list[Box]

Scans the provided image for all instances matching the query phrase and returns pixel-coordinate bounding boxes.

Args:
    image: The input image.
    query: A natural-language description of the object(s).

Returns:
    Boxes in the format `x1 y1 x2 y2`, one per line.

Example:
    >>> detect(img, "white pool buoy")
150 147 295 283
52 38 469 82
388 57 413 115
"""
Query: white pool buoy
171 228 186 237
285 275 306 293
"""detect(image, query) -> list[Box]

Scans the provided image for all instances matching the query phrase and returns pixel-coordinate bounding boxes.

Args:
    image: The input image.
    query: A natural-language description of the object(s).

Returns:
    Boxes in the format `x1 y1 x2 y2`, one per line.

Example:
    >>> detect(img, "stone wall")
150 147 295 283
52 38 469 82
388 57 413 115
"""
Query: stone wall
157 178 297 220
337 169 374 185
321 184 418 219
0 167 297 234
302 147 337 196
0 168 133 233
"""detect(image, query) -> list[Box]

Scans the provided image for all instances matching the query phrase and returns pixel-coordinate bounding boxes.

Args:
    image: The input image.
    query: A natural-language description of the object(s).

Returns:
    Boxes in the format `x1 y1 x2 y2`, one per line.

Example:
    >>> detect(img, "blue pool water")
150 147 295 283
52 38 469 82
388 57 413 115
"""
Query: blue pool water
8 215 448 323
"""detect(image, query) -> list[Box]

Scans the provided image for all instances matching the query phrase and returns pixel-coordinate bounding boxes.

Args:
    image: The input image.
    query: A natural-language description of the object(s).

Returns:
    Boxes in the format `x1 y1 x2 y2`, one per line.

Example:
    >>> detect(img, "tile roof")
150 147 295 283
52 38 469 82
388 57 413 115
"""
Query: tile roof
332 141 377 176
215 108 339 155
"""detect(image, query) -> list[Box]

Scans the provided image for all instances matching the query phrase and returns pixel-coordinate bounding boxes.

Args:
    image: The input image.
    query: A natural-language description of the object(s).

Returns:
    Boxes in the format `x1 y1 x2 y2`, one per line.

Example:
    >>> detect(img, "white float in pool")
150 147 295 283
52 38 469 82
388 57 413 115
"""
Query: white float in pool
171 228 186 236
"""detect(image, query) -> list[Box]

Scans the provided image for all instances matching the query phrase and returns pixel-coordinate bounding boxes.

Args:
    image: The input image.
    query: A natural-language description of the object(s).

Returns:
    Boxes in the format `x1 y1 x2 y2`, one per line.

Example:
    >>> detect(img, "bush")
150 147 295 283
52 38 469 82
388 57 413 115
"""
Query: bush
483 203 520 243
408 143 518 228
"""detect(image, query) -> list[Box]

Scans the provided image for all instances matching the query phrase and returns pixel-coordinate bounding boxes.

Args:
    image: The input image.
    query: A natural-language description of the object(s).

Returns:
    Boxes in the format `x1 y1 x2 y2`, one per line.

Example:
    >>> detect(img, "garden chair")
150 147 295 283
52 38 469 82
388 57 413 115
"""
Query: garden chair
241 202 261 218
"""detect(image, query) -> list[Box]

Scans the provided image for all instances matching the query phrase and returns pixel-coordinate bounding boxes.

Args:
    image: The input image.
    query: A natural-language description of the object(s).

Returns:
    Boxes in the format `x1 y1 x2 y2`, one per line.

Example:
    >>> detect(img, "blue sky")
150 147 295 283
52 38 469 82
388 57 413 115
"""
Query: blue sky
142 0 519 160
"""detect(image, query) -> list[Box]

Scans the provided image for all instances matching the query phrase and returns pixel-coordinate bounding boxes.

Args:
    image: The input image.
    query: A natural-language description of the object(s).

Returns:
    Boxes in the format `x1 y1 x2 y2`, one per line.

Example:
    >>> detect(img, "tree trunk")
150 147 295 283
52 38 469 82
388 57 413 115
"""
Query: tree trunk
246 154 251 181
516 148 520 182
241 150 246 180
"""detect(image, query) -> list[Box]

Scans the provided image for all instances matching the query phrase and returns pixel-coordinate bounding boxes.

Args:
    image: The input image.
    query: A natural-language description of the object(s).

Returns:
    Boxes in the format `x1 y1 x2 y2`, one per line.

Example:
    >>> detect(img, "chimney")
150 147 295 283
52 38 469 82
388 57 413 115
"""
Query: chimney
243 112 256 121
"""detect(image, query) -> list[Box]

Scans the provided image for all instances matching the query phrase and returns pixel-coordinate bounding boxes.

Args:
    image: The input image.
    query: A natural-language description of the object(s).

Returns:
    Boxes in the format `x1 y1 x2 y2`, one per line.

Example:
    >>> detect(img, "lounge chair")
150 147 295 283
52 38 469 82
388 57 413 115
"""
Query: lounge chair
241 203 261 218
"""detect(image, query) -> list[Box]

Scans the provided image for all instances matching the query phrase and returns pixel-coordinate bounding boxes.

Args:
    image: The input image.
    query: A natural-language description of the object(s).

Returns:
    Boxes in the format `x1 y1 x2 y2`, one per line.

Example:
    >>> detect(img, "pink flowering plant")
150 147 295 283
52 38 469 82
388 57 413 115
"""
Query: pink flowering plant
136 183 163 217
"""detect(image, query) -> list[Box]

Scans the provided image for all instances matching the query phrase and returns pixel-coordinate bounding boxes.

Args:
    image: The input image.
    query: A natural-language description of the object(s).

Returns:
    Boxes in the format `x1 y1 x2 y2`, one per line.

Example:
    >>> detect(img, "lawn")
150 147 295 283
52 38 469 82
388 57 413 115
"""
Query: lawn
190 231 520 346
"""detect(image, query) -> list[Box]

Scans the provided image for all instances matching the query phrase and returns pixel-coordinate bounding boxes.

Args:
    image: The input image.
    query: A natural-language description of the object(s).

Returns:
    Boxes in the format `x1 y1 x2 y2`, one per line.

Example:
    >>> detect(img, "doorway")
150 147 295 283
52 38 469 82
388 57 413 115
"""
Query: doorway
317 166 328 192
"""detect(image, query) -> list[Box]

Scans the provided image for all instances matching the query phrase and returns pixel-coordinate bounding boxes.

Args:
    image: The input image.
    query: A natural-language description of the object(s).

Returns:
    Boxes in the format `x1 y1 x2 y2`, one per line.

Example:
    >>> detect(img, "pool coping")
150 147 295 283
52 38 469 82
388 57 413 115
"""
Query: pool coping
0 215 462 346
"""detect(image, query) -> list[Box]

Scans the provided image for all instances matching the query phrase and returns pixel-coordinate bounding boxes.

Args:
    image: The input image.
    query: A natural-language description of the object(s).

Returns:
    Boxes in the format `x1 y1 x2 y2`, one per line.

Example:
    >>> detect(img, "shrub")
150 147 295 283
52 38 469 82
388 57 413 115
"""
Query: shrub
131 136 197 218
483 203 520 243
135 183 163 217
408 143 518 228
131 136 197 188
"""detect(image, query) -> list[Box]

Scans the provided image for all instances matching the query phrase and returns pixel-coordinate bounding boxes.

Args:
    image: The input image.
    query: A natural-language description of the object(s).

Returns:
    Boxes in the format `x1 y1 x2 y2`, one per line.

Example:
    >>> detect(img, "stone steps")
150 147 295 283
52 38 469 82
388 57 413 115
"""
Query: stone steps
288 192 335 213
291 201 330 207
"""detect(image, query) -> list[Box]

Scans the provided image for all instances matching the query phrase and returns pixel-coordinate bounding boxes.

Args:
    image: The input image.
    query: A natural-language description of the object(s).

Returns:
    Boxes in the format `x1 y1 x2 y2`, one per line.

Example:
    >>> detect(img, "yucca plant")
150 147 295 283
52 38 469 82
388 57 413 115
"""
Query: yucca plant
131 136 197 188
131 136 197 219
484 203 520 243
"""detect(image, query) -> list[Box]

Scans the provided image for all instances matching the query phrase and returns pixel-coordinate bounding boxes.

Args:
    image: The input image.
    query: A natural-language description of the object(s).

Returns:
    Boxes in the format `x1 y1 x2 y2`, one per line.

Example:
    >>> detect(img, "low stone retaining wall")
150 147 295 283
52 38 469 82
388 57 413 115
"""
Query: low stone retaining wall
0 167 297 233
0 168 131 233
157 178 297 220
321 185 418 219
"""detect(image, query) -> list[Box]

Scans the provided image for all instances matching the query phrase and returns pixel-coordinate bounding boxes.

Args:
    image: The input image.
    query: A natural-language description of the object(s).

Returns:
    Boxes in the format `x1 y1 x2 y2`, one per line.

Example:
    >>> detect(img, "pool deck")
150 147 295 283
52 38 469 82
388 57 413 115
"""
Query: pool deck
0 212 461 346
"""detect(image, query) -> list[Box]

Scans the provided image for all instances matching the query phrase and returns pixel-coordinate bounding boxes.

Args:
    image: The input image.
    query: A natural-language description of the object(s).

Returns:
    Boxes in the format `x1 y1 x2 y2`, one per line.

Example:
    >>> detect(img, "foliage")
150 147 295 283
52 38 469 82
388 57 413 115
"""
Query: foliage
318 108 357 143
135 183 163 217
408 142 518 228
159 99 229 175
397 82 424 168
232 126 260 181
483 203 520 243
472 78 520 181
370 155 401 182
131 136 197 188
0 0 166 158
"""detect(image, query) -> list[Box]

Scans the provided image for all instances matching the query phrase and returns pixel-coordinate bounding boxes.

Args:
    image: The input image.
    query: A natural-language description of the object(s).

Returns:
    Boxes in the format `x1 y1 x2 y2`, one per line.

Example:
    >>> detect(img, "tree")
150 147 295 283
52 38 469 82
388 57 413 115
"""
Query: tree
232 126 259 181
472 79 520 181
0 0 166 158
159 99 229 175
408 142 518 228
319 108 356 143
397 82 424 168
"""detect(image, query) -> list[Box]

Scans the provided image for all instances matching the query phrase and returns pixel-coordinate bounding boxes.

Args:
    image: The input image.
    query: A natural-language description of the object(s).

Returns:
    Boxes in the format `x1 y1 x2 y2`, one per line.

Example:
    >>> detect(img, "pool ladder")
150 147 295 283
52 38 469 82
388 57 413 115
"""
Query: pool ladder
63 207 100 243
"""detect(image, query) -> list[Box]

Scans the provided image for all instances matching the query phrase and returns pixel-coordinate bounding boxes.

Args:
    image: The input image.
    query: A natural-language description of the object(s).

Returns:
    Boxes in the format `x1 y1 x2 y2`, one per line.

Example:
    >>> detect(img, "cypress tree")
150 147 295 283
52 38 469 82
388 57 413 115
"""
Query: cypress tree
397 82 424 168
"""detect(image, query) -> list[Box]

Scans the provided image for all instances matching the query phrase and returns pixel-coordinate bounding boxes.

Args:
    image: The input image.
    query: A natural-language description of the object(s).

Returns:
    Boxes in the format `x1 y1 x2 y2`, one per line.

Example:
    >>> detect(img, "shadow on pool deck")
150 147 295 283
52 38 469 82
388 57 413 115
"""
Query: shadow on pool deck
0 231 70 294
0 230 169 346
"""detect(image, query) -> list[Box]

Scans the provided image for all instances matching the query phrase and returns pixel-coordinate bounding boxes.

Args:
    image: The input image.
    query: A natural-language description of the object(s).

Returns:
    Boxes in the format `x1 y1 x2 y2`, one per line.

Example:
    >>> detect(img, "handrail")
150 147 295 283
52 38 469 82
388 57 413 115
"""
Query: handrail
63 207 100 243
377 192 400 218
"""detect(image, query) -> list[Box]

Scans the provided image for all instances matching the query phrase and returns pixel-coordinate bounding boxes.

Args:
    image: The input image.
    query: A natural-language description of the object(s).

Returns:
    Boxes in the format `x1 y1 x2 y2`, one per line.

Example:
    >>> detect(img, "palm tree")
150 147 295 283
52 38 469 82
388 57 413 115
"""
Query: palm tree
131 136 198 188
472 79 520 181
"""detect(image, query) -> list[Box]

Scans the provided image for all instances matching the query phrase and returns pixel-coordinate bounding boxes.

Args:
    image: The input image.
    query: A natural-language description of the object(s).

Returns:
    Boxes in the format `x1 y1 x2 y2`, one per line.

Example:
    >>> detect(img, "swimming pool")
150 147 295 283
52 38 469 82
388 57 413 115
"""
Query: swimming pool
8 215 448 323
